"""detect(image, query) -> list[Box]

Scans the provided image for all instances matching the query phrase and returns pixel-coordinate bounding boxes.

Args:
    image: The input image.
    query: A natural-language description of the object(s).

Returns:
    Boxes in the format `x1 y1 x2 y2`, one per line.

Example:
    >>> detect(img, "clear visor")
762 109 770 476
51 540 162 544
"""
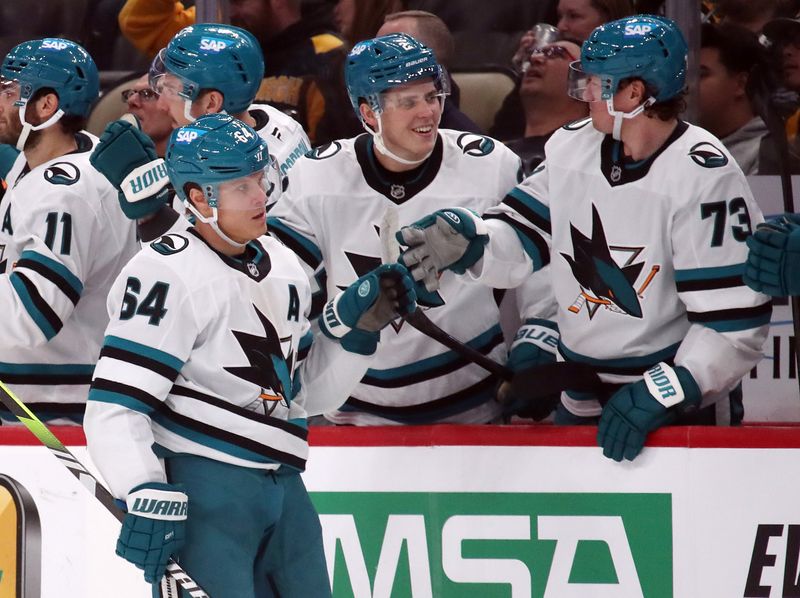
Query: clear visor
149 48 196 101
0 78 21 104
567 62 607 103
379 75 451 112
212 168 272 212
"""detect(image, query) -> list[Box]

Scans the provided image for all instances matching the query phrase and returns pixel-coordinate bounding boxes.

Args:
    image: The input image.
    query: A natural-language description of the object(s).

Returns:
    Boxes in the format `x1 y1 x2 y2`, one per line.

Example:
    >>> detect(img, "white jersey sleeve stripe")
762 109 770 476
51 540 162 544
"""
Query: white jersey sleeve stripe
9 272 61 340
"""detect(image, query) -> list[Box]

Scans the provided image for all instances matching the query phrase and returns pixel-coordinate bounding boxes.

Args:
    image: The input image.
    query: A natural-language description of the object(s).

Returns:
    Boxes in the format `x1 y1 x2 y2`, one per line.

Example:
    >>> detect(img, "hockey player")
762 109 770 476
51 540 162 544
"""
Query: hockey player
84 113 417 596
396 15 772 460
0 38 138 422
267 33 557 425
91 23 310 232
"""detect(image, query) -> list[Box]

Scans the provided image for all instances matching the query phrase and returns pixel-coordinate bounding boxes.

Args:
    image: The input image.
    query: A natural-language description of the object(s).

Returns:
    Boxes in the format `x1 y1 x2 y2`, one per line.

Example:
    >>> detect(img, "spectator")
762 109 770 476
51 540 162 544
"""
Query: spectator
698 23 768 174
117 0 360 145
121 74 172 157
0 39 138 422
490 0 634 141
756 15 800 174
714 0 798 34
506 40 587 175
377 10 482 133
334 0 405 46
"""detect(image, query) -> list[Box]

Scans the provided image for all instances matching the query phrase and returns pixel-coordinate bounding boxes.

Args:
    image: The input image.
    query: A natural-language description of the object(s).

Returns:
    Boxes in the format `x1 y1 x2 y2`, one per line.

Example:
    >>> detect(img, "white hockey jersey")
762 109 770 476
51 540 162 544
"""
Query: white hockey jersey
268 130 527 425
476 118 771 419
84 231 372 498
0 132 138 420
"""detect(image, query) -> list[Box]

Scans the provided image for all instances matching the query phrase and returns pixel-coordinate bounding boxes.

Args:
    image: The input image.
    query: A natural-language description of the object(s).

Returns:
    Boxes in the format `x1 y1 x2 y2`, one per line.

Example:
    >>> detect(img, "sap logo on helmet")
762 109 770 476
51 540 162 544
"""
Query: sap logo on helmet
350 43 367 56
41 39 70 51
624 24 653 36
397 40 415 51
199 37 228 53
175 129 204 144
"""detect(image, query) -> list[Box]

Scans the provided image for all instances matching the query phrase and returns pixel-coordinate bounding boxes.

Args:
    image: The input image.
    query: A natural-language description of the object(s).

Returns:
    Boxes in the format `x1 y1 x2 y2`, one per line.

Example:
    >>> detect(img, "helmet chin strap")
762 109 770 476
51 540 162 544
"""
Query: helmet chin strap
184 189 248 250
16 102 65 151
365 108 442 167
606 96 656 140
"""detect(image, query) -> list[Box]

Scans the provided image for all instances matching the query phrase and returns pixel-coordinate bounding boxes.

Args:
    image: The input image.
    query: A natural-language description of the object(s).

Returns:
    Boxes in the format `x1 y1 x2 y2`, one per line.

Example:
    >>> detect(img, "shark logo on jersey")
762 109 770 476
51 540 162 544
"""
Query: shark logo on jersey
44 162 80 186
151 234 189 256
688 142 728 168
308 141 342 160
457 134 494 157
225 305 294 412
561 204 660 320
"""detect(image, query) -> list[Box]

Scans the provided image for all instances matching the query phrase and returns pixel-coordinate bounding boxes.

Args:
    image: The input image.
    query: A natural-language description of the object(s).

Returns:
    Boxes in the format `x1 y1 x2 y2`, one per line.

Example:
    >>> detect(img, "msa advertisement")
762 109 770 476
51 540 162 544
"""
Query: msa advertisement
0 433 799 597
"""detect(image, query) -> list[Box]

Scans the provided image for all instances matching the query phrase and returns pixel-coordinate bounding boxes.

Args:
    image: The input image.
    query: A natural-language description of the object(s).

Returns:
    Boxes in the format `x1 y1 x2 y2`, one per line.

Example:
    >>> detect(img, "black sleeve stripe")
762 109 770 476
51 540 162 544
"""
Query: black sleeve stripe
687 301 772 323
99 346 181 381
502 194 552 235
16 258 81 305
91 378 162 410
676 276 744 292
15 272 63 335
485 212 551 267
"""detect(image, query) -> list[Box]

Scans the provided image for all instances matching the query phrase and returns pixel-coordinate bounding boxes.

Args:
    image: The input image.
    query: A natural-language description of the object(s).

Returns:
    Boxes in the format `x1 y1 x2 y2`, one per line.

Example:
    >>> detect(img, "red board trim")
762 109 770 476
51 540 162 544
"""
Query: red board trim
2 424 800 449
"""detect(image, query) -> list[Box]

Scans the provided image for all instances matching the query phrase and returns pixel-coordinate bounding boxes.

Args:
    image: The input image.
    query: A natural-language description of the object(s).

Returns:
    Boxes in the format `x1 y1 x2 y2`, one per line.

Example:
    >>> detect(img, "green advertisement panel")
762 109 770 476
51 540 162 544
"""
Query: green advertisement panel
312 492 672 598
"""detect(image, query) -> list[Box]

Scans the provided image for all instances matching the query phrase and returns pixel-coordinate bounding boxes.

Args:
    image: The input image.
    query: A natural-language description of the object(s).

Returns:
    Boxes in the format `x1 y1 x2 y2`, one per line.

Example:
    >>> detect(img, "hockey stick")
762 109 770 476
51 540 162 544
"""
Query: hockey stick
379 207 604 398
0 380 210 598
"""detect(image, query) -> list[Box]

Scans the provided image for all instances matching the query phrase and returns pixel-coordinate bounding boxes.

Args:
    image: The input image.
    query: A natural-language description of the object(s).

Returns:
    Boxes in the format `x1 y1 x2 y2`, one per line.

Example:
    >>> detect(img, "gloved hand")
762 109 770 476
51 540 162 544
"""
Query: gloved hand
744 214 800 296
496 318 560 420
396 208 489 292
319 263 417 355
90 120 172 220
117 482 187 584
597 362 702 462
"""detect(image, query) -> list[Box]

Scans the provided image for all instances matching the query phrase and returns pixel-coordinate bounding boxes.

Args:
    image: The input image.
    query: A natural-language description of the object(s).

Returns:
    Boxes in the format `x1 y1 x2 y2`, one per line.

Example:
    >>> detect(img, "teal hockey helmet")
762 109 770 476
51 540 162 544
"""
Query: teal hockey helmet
166 113 271 206
150 23 264 114
1 38 99 117
573 15 688 102
344 33 449 121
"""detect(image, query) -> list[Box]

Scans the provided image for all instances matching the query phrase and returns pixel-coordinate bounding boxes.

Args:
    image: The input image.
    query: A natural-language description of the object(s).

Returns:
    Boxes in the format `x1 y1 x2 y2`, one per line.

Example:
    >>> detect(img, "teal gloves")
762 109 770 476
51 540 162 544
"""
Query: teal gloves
319 263 417 355
90 120 171 220
117 482 187 584
597 362 702 462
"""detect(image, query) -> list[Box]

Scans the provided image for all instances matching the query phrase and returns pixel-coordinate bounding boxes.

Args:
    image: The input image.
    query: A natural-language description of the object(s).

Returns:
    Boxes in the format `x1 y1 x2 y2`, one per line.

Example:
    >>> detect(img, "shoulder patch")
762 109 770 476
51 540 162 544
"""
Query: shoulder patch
150 234 189 256
562 117 592 131
307 141 342 160
688 142 728 168
43 162 80 186
456 133 495 157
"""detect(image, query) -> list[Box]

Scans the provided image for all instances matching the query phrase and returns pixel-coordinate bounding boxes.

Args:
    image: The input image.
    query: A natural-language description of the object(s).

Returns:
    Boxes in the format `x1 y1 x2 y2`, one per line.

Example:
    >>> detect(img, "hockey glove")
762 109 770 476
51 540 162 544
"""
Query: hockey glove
496 319 561 421
319 263 417 355
744 214 800 297
90 120 172 220
597 363 702 462
397 208 489 292
117 482 187 584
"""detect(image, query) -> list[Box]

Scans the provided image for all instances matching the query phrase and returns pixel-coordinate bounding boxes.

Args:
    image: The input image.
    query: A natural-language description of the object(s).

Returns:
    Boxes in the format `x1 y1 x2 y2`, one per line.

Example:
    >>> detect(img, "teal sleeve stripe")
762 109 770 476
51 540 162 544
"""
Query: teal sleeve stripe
103 335 185 372
559 341 682 370
699 312 772 333
10 272 57 340
0 363 94 376
674 264 745 282
508 187 551 222
299 331 313 352
19 250 83 295
365 324 503 381
288 417 308 429
266 217 323 265
87 388 154 415
512 228 546 271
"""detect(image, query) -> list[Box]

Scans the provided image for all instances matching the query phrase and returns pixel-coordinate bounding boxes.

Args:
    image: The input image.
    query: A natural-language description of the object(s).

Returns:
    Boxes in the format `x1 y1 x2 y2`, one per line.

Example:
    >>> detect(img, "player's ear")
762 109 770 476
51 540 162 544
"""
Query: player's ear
360 101 378 130
33 91 60 121
187 185 212 218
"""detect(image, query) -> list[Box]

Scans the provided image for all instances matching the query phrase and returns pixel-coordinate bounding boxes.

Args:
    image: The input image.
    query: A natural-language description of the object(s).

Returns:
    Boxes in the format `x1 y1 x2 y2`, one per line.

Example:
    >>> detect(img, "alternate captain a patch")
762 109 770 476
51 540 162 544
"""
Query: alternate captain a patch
561 204 660 320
